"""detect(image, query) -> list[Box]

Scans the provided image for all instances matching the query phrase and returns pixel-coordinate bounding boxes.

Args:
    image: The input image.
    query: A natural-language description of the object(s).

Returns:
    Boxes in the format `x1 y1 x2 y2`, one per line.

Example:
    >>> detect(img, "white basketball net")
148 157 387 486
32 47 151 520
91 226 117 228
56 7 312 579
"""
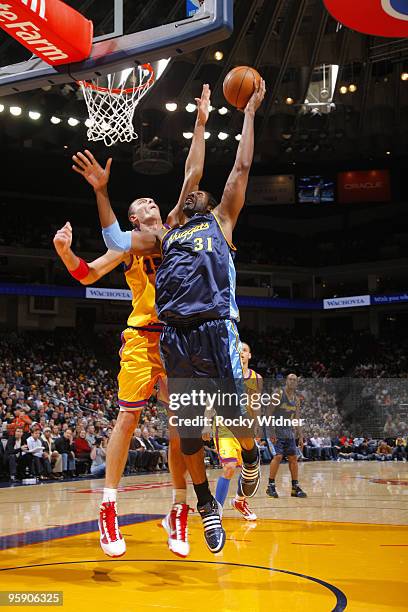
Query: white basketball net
79 65 155 147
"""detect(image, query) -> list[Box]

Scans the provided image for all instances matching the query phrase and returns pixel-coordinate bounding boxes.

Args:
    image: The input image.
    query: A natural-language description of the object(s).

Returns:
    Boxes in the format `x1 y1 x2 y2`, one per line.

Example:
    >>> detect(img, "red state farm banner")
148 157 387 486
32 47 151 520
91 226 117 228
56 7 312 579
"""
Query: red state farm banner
338 170 391 203
323 0 408 38
0 0 93 66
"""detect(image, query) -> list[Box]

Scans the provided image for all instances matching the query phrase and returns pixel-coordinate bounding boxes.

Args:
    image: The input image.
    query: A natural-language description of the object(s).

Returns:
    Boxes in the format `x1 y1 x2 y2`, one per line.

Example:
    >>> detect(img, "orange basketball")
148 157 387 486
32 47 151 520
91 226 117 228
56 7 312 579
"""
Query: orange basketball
223 66 262 110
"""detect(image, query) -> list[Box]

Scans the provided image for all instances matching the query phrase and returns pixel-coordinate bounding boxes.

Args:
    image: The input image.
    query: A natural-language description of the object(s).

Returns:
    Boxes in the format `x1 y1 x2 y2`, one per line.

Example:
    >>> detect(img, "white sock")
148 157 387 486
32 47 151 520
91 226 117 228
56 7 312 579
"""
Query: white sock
103 488 117 503
173 488 187 505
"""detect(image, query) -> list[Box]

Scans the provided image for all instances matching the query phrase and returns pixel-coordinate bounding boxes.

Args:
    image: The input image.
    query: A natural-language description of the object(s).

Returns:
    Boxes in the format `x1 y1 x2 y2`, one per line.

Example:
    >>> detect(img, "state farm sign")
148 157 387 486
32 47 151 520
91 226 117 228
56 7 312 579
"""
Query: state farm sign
338 170 391 203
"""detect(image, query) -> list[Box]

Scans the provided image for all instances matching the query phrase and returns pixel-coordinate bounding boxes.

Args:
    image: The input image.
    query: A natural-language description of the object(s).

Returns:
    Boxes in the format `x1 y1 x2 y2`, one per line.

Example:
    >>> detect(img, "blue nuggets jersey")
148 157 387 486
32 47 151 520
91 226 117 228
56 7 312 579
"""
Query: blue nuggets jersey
156 212 239 324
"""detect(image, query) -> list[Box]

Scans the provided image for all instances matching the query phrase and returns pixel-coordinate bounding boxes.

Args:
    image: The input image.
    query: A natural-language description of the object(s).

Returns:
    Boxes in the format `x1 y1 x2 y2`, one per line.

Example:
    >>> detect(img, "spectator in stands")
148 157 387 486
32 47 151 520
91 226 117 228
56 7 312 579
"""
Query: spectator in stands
322 435 334 460
127 430 148 473
375 441 393 461
26 428 52 479
5 426 27 481
8 408 31 437
338 440 355 461
54 429 76 478
73 430 91 460
392 437 407 461
308 433 323 460
41 427 63 477
146 428 168 471
140 428 161 471
351 440 368 460
73 429 92 474
90 437 107 477
86 425 96 446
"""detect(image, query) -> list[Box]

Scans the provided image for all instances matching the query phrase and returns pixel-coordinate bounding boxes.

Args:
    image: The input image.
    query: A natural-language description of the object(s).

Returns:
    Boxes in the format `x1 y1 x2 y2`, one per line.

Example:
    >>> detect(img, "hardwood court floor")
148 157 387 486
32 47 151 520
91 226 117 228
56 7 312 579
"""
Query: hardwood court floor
0 462 407 612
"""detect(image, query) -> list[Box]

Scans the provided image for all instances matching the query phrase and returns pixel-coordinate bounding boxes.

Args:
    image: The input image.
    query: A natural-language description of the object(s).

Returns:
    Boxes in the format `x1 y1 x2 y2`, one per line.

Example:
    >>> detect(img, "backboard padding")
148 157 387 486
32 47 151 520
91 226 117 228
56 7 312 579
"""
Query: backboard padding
0 0 233 95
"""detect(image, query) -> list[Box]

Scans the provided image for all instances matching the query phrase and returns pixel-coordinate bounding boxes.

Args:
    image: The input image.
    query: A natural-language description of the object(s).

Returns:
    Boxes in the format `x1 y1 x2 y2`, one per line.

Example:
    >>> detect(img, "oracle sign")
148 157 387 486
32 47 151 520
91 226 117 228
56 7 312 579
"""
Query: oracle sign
323 0 408 38
338 170 391 203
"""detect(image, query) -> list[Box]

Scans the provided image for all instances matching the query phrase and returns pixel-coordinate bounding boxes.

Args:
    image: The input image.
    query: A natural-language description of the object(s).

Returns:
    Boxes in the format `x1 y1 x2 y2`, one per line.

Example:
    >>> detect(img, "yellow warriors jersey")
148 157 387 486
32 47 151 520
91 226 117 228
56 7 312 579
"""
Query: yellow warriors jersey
124 254 162 328
215 368 262 438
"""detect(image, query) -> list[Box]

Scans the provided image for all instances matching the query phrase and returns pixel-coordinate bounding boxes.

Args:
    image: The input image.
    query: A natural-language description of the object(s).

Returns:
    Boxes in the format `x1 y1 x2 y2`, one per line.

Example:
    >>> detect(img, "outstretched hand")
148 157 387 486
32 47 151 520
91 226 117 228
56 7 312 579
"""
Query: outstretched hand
245 78 266 114
195 83 211 126
72 150 112 192
53 222 72 256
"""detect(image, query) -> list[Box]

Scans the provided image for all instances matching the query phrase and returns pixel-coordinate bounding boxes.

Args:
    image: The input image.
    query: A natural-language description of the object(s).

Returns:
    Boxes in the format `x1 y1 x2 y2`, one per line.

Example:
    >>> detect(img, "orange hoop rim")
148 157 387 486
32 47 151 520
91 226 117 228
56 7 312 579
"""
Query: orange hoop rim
78 63 155 95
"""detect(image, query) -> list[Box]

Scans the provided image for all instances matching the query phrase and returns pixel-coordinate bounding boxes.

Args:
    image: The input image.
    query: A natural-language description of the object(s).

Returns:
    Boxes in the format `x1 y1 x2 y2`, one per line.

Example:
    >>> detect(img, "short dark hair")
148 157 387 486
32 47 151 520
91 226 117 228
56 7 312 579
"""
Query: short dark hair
206 192 218 209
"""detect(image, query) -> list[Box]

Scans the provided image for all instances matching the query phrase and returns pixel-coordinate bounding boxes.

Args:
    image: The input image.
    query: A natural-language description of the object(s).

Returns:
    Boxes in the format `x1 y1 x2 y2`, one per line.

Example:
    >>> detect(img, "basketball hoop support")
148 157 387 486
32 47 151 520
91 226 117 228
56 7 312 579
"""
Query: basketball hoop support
0 0 233 96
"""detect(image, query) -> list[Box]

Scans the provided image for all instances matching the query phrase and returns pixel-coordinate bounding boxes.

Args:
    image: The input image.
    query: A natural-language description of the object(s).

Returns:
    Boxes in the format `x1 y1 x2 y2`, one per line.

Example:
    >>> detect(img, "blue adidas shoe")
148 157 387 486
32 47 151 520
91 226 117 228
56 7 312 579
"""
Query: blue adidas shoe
197 497 226 554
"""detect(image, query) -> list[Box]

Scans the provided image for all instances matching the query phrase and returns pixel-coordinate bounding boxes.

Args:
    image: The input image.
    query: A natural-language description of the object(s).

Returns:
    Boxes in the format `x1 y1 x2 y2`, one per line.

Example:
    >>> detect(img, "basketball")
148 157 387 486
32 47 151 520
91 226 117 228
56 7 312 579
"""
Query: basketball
223 66 262 109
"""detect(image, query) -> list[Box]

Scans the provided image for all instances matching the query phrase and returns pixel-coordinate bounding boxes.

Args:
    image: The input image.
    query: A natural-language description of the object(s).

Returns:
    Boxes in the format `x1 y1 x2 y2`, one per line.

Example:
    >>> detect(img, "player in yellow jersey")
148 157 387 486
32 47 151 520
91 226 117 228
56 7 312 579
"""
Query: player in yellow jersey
213 342 262 520
53 85 211 558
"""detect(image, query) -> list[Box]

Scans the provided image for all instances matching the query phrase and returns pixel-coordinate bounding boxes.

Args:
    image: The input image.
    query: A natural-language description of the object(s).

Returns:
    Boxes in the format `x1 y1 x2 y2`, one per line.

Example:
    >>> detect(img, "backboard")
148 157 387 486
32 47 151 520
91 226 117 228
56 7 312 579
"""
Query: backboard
0 0 233 95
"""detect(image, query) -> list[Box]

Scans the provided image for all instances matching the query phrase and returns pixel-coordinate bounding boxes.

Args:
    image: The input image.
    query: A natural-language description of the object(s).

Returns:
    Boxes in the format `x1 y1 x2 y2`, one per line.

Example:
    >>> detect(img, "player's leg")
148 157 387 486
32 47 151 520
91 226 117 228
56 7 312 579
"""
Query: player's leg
288 446 307 497
161 424 190 558
99 328 157 557
160 324 225 554
266 439 283 497
215 460 236 506
213 320 260 499
225 443 257 521
99 408 140 557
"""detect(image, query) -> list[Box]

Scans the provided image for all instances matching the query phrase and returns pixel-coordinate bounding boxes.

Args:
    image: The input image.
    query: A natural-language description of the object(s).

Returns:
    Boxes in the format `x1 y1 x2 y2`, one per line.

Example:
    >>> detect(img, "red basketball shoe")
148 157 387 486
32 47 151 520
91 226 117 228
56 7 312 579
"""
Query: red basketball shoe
162 503 190 558
231 497 257 521
99 501 126 557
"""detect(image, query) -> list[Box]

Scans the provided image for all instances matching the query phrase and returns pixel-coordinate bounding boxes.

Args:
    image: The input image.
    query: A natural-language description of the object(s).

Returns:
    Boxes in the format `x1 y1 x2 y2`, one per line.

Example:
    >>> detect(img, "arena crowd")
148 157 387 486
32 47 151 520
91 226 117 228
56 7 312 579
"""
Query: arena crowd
0 330 407 483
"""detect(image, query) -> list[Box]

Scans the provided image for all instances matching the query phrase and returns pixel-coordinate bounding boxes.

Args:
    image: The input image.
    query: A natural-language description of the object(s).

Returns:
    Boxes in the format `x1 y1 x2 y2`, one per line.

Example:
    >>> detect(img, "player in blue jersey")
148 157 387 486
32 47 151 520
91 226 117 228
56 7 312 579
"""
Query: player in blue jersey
266 373 307 499
95 79 266 554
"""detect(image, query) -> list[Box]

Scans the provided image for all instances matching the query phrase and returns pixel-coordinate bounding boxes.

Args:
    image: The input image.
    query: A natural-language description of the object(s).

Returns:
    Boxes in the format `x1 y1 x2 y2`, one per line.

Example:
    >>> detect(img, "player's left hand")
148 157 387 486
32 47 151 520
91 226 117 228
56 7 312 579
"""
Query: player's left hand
53 222 72 256
245 78 266 114
196 83 211 126
72 150 112 192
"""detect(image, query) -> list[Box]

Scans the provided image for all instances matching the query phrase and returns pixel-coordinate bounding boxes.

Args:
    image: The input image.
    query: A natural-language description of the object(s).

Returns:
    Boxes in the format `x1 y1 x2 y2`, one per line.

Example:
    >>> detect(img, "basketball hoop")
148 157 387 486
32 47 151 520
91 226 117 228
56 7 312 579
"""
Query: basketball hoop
78 64 155 147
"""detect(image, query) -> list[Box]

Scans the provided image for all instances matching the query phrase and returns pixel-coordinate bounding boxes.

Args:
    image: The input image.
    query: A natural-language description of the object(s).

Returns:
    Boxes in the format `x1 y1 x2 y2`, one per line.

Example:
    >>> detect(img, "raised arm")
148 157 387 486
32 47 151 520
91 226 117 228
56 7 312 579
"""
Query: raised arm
53 222 125 285
214 80 266 239
72 150 115 229
166 84 211 228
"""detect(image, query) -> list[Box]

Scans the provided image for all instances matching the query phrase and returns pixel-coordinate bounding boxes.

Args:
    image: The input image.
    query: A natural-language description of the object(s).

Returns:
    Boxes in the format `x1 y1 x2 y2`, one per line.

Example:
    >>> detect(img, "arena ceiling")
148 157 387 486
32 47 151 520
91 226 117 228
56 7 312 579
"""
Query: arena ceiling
0 0 407 167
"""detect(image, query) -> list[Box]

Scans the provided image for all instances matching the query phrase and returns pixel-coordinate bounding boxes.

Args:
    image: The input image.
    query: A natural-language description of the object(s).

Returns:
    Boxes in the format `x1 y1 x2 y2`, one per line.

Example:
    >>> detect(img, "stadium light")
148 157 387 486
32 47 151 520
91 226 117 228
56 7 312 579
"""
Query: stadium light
10 106 22 116
214 51 224 61
183 132 194 139
204 132 211 140
218 107 228 115
235 134 242 141
218 132 229 140
339 86 348 94
51 116 62 124
85 118 94 128
186 103 196 113
285 97 294 105
68 117 80 127
28 111 41 120
348 83 357 93
401 72 408 81
0 103 4 112
166 102 178 112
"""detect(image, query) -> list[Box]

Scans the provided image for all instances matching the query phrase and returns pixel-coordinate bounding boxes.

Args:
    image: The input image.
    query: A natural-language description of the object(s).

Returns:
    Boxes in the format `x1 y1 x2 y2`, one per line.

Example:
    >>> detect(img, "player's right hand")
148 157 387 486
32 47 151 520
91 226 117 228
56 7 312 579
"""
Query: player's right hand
72 149 112 191
195 83 211 127
245 78 266 114
53 222 72 255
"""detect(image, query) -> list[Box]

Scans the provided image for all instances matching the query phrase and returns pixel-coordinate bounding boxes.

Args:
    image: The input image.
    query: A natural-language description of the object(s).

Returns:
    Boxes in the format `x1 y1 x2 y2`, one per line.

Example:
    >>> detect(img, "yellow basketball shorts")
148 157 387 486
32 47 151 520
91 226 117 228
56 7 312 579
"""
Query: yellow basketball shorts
117 326 165 412
215 434 242 466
